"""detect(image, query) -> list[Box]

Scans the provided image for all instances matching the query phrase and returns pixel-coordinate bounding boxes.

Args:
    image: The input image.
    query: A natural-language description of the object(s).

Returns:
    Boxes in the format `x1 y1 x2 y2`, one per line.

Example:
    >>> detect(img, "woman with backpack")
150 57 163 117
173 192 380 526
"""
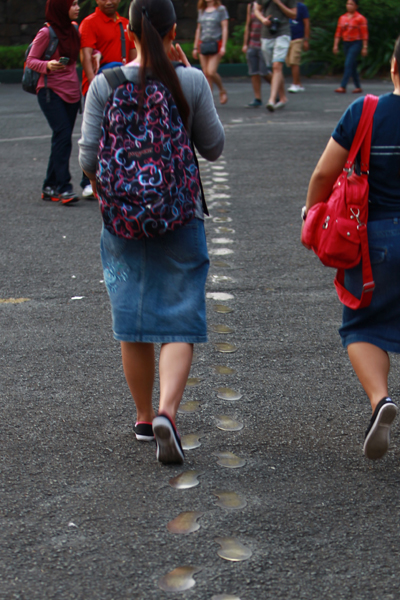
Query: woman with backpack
78 0 225 465
192 0 229 105
26 0 81 204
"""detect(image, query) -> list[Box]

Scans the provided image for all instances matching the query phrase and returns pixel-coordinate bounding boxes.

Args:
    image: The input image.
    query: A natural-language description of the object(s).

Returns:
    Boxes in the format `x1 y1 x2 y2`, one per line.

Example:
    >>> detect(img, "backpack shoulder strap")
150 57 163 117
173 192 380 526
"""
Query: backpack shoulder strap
172 62 209 216
103 66 129 90
43 23 59 60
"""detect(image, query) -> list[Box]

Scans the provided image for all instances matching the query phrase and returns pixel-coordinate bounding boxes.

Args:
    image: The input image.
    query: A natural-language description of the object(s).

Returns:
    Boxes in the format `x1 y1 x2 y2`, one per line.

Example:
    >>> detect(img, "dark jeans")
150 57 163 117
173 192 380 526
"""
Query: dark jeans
341 40 362 89
38 88 80 194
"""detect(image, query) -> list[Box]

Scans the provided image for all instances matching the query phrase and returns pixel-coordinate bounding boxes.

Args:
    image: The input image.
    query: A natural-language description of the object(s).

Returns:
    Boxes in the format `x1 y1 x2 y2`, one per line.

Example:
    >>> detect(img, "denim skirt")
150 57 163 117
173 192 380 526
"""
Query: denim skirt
100 218 209 343
339 215 400 353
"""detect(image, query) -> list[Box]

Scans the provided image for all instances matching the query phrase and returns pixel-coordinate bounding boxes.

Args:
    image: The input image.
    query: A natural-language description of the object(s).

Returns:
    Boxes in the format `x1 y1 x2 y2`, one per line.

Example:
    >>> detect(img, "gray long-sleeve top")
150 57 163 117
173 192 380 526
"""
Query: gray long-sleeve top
78 64 225 218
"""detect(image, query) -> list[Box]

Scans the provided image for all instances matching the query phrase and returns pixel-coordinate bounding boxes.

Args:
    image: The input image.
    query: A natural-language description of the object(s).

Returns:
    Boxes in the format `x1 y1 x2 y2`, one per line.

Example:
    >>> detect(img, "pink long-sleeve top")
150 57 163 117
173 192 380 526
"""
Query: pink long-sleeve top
26 26 81 104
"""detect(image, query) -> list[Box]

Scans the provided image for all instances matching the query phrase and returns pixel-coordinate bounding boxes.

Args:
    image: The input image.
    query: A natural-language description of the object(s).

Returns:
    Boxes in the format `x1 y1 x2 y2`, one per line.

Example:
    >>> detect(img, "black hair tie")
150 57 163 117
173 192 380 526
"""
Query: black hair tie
142 6 150 19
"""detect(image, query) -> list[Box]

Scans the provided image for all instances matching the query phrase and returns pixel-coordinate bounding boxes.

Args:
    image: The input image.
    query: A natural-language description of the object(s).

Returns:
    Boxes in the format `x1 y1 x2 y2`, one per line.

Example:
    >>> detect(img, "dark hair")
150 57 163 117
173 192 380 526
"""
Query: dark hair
394 36 400 65
198 0 221 9
129 0 190 130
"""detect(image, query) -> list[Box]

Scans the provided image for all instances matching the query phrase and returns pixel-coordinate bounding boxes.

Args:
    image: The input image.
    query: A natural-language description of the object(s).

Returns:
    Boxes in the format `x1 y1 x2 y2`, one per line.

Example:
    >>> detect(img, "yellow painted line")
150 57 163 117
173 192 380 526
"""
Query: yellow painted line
0 298 30 304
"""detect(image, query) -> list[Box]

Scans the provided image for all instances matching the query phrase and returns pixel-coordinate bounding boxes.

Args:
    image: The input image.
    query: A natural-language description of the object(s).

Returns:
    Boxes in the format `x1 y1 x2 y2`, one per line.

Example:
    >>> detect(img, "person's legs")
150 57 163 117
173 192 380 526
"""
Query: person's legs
349 40 362 88
121 341 156 423
158 342 193 421
340 41 352 89
251 74 262 100
268 61 285 105
206 53 227 103
199 54 213 91
37 89 79 194
347 342 390 412
291 64 301 86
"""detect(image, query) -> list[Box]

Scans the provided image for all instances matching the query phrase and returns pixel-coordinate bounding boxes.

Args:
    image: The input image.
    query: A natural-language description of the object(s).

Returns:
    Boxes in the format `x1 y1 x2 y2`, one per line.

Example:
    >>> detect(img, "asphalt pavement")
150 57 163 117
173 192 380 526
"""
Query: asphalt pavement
1 75 400 600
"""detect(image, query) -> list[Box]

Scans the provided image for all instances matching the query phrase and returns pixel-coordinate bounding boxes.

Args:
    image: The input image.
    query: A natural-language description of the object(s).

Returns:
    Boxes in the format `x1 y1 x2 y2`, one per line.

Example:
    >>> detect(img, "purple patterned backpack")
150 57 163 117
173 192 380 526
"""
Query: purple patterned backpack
96 66 205 240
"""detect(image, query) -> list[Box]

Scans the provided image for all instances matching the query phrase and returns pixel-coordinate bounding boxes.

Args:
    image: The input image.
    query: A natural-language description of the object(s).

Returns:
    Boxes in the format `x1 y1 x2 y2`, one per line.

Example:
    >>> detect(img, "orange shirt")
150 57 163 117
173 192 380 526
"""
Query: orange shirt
79 7 135 95
335 11 368 42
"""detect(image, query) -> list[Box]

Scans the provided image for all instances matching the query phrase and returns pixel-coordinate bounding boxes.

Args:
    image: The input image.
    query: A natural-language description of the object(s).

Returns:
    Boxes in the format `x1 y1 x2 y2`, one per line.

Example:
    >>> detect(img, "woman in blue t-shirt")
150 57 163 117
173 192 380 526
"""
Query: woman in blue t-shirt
301 37 400 462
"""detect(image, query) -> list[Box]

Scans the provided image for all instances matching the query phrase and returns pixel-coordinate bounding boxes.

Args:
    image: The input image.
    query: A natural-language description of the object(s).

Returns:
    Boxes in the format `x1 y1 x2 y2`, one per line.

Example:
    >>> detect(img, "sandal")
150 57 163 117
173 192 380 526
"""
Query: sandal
219 89 228 105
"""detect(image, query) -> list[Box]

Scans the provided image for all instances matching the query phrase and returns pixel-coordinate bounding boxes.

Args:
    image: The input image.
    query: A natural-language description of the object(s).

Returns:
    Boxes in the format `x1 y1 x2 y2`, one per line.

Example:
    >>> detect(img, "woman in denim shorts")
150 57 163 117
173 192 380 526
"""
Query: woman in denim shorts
302 37 400 461
79 0 225 465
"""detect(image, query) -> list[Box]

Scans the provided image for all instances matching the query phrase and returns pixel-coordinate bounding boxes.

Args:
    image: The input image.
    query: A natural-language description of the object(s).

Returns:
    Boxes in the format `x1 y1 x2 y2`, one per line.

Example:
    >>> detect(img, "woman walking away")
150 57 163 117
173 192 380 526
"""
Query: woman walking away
27 0 81 204
78 0 224 465
301 37 400 461
193 0 229 105
333 0 368 94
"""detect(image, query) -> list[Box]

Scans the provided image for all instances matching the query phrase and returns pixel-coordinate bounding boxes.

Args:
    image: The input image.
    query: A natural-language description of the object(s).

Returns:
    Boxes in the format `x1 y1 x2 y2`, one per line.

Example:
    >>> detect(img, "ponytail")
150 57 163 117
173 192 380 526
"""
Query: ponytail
129 0 190 131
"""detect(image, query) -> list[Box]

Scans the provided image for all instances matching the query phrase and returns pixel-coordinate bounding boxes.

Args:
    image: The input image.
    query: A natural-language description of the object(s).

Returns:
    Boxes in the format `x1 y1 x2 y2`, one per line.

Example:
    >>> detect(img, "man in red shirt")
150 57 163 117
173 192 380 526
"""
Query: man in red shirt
79 0 136 197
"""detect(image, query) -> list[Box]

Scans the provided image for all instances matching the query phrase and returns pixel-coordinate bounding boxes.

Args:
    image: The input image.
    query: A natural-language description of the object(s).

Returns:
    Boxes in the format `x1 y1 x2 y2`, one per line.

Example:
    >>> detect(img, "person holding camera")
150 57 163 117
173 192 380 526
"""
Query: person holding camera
254 0 297 111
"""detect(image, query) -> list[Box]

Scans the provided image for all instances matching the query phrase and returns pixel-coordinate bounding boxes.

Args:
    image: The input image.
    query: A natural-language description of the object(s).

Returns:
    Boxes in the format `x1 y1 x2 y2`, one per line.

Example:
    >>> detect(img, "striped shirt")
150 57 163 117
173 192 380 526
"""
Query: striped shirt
335 11 368 42
249 2 262 49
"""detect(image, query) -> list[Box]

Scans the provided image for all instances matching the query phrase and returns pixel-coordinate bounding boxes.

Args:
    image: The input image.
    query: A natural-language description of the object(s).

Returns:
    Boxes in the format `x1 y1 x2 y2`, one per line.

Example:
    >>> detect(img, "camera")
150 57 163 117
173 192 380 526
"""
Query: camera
269 18 280 35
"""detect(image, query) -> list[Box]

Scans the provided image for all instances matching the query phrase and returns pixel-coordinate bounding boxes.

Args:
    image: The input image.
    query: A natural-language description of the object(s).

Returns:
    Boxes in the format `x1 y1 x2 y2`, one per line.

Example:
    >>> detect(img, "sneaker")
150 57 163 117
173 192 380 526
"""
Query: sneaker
133 421 154 442
335 87 346 93
266 102 275 112
247 98 262 108
288 84 299 93
363 397 398 460
59 191 80 205
274 101 287 110
41 186 59 202
82 184 95 199
153 413 184 465
352 88 363 94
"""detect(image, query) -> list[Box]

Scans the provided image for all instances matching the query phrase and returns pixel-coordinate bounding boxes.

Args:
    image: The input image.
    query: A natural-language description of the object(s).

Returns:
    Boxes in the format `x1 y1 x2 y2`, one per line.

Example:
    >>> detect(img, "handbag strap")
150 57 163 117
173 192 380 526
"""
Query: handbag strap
345 94 379 173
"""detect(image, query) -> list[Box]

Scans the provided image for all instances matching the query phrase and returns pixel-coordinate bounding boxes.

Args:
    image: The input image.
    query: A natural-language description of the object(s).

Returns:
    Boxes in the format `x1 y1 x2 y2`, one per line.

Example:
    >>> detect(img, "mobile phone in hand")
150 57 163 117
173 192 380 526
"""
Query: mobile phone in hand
59 57 69 65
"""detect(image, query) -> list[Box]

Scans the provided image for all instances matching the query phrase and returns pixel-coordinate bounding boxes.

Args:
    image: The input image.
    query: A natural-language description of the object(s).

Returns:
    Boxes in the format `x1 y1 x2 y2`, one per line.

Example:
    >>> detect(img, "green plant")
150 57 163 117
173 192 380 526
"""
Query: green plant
0 45 28 69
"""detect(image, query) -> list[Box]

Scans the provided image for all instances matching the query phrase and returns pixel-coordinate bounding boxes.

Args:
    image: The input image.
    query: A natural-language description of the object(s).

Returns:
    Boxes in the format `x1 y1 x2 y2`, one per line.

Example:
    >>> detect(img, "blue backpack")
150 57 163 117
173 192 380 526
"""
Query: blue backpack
96 66 207 240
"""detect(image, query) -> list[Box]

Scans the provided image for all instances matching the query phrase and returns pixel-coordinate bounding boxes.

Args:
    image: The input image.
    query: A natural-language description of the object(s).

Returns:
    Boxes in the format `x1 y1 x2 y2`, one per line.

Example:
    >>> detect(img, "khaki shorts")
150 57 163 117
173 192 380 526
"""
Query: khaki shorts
286 38 303 67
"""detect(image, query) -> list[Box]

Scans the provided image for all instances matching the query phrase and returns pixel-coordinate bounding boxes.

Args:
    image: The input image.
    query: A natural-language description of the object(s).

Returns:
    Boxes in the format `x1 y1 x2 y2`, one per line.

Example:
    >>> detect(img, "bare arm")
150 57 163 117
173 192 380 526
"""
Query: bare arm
254 3 271 27
272 0 297 20
242 3 251 53
303 17 310 51
305 138 349 211
192 23 201 59
81 47 95 86
128 48 137 62
220 19 228 56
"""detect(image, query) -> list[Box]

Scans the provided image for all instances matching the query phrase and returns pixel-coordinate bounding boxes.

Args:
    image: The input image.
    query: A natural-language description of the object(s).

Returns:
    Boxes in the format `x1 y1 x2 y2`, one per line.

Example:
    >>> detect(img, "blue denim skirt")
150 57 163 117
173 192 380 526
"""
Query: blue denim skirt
100 218 209 343
339 215 400 353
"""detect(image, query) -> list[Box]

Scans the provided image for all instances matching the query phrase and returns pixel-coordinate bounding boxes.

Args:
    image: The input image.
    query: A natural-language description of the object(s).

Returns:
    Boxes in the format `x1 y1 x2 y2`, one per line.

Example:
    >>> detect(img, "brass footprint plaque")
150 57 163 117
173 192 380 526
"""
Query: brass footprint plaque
186 377 202 387
212 595 242 600
214 365 236 375
213 304 233 314
169 470 202 489
213 216 232 223
215 415 243 431
215 452 246 468
210 275 234 284
158 566 202 592
214 227 235 234
213 260 231 268
213 490 247 510
211 324 234 334
181 433 202 450
178 401 200 413
215 537 252 562
215 343 238 354
167 511 204 534
216 387 242 401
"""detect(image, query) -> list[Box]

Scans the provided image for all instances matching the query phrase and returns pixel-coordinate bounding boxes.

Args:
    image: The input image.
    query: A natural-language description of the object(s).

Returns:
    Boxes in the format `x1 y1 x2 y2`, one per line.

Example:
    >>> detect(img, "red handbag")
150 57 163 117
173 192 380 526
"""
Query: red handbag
301 94 379 310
